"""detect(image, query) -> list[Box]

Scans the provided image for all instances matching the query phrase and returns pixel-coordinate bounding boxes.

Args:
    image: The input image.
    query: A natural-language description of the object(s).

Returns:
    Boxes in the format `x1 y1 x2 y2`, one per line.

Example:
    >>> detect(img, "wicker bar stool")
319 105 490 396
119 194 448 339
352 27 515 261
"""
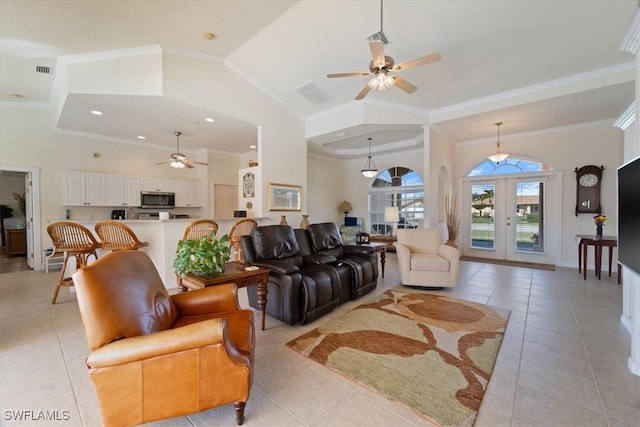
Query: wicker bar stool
182 219 219 240
228 219 257 263
95 221 149 251
46 221 101 304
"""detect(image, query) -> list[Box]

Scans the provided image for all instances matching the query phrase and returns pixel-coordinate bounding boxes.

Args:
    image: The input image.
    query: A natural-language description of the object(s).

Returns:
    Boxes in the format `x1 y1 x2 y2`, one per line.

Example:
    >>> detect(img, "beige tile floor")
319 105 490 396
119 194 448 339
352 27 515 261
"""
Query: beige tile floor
1 254 639 426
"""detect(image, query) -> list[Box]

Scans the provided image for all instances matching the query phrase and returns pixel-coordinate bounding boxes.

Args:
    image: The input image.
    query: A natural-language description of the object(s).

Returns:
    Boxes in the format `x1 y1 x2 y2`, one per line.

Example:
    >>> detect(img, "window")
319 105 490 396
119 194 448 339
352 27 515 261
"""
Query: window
467 157 550 177
368 167 424 234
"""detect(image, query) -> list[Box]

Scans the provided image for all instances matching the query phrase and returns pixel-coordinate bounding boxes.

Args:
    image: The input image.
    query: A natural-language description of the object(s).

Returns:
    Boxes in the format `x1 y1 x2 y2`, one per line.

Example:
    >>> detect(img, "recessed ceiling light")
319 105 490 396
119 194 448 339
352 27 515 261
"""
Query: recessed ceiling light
205 117 215 123
137 136 146 140
90 110 103 116
250 145 257 149
9 93 24 99
204 33 215 40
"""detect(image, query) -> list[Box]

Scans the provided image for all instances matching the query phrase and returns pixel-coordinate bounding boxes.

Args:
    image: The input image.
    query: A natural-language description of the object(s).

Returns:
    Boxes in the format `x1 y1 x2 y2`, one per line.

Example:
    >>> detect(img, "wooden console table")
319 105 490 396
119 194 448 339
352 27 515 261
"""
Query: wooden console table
361 242 387 277
576 235 620 284
180 262 270 330
369 234 397 253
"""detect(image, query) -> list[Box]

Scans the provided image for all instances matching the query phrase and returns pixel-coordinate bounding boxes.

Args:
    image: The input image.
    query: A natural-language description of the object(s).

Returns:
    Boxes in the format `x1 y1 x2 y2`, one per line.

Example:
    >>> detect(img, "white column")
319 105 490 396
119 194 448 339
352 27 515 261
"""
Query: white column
618 10 640 376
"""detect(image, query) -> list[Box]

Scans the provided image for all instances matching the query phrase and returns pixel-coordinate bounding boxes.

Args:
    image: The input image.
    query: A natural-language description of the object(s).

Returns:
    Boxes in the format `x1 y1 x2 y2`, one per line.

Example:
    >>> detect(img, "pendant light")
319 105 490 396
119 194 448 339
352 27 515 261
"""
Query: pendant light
361 137 378 178
488 122 509 164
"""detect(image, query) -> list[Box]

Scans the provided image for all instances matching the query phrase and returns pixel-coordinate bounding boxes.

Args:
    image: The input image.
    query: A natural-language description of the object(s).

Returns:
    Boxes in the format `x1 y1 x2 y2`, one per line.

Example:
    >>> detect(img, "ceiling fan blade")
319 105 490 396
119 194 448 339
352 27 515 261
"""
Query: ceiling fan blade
182 161 194 169
190 161 209 166
393 52 441 72
369 41 385 69
355 84 372 100
393 76 418 94
156 161 169 165
327 72 370 78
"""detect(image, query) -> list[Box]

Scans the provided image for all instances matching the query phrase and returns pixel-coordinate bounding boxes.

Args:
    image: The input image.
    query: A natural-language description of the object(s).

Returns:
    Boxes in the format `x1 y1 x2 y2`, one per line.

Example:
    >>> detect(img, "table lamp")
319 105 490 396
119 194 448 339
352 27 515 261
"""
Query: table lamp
339 200 353 224
384 206 399 235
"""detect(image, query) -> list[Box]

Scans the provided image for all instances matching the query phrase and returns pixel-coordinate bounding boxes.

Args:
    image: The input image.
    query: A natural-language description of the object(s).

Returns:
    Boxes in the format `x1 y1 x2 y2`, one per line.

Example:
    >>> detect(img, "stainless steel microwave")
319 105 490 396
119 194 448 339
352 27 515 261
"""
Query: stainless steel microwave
140 191 175 209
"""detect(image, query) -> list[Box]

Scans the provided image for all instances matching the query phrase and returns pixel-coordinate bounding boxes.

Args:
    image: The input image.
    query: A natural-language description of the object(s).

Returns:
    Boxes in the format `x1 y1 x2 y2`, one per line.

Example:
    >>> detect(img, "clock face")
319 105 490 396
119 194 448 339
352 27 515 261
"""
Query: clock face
579 173 599 187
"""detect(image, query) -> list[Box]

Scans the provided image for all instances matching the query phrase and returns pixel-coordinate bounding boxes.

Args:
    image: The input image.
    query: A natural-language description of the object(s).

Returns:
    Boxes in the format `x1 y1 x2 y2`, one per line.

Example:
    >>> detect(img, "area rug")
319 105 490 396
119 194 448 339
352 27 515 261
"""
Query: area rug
461 255 555 271
286 288 510 426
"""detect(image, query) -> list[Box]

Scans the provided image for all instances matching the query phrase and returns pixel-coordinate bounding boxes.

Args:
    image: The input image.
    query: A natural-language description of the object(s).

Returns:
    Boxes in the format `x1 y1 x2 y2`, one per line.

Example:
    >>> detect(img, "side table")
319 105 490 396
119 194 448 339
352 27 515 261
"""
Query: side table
576 235 620 284
361 242 387 277
181 262 270 330
369 234 397 253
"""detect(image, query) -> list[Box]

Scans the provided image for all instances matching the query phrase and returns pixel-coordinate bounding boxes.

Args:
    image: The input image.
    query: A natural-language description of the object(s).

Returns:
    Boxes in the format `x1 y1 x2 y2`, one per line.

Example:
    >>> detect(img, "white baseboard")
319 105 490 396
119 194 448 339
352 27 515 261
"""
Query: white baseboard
620 314 632 335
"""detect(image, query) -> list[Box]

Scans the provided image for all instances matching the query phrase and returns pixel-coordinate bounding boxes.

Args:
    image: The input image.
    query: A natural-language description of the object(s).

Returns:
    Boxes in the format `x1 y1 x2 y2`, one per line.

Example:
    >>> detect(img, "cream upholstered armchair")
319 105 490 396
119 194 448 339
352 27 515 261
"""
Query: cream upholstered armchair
394 228 460 288
72 250 254 426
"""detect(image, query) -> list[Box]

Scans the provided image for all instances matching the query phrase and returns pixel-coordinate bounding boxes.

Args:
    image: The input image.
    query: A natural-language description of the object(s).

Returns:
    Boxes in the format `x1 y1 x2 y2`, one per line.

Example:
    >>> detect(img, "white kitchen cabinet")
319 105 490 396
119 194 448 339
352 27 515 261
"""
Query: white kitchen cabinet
140 177 174 192
105 175 140 207
174 180 202 207
64 171 105 206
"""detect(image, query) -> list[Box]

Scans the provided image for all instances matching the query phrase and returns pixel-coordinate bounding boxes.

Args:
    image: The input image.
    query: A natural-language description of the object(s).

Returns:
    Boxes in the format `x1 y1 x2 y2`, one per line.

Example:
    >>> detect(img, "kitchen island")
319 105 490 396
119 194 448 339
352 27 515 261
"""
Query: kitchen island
47 218 264 289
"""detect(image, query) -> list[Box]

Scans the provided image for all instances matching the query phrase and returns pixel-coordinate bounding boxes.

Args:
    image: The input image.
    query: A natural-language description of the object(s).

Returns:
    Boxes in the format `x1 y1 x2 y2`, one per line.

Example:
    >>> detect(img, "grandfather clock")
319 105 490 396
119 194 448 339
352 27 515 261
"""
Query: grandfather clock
575 165 604 216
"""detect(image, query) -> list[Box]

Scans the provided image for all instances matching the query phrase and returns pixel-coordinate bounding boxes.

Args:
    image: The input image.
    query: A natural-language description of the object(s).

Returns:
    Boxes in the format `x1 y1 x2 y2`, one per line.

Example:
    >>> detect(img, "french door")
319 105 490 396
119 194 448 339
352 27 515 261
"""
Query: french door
461 174 559 265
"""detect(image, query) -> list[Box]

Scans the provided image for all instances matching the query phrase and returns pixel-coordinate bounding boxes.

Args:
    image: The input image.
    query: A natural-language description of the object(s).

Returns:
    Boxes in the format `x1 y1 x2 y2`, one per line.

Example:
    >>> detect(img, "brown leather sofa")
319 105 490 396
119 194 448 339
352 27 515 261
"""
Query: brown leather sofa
72 250 254 426
241 224 378 325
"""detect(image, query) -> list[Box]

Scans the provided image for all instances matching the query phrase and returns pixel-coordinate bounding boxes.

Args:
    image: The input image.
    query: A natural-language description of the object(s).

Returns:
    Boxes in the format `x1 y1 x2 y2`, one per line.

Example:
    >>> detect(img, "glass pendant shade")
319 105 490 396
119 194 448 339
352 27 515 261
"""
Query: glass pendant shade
488 122 509 163
368 73 395 92
361 137 378 178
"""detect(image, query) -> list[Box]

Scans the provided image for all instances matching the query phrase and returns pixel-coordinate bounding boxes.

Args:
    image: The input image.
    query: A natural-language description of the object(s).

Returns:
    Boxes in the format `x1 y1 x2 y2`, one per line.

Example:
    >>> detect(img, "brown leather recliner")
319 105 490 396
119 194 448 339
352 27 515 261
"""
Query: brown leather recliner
72 250 254 426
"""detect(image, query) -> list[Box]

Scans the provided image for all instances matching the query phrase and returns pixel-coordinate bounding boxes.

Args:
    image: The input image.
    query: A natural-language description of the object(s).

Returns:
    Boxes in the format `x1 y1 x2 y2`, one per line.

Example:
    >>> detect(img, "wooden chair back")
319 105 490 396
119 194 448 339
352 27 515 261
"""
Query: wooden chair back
229 219 258 262
95 221 149 251
182 219 219 240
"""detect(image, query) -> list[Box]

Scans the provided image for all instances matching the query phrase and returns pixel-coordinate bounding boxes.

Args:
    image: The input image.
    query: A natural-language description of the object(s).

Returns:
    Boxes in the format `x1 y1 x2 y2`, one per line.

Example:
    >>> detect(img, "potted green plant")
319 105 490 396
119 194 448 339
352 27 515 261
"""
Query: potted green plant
173 232 231 278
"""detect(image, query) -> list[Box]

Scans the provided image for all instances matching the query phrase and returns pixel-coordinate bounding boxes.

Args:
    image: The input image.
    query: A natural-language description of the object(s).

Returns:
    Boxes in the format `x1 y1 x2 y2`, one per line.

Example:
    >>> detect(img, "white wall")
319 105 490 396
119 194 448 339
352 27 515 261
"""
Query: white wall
307 154 344 225
0 49 309 266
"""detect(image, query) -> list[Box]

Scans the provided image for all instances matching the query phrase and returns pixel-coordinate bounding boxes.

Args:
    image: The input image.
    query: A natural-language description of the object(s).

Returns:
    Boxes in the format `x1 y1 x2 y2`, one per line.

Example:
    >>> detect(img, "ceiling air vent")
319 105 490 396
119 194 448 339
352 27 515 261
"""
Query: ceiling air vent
35 65 52 74
294 80 333 105
367 31 389 45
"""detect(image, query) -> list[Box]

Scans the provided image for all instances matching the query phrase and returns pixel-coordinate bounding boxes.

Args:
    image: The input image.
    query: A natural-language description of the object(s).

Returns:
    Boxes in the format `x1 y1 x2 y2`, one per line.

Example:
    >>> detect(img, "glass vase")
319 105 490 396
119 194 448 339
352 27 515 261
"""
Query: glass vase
596 224 603 239
300 215 310 229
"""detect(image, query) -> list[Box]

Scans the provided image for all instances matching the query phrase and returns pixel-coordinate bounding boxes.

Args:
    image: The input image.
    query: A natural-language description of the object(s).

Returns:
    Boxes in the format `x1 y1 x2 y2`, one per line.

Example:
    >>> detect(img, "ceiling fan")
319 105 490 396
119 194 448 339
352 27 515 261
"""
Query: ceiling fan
156 131 208 169
326 0 441 100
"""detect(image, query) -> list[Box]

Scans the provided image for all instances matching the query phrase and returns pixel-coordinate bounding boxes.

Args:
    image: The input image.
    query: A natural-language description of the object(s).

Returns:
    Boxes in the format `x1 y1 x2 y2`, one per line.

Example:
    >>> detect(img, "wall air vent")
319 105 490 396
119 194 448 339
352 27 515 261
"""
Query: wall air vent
294 80 333 105
35 65 52 74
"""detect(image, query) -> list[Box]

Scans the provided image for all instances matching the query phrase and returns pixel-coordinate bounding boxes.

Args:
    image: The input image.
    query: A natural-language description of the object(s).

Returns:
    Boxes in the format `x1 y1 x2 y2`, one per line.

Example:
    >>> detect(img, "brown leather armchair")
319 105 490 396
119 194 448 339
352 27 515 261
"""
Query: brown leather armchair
72 250 254 426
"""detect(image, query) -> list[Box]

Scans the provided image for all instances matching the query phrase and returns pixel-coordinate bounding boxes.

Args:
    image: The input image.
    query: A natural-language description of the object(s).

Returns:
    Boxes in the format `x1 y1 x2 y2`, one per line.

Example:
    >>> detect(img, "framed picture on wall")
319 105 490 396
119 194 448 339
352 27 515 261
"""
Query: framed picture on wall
268 183 301 211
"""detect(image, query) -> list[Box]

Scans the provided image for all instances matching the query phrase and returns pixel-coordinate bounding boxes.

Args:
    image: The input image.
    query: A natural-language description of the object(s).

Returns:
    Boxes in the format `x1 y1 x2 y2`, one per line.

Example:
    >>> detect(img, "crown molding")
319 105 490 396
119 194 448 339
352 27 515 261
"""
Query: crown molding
613 102 636 130
620 10 640 54
458 118 615 146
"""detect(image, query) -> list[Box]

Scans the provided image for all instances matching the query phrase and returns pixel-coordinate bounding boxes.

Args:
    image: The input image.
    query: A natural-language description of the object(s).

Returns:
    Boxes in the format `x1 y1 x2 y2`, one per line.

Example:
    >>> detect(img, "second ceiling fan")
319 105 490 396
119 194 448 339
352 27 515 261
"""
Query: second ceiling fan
157 131 208 169
327 0 441 100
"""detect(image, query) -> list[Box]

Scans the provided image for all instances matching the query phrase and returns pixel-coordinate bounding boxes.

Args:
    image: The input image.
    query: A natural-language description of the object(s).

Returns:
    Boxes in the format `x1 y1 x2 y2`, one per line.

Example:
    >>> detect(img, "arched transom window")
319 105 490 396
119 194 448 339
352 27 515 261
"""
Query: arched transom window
467 157 550 177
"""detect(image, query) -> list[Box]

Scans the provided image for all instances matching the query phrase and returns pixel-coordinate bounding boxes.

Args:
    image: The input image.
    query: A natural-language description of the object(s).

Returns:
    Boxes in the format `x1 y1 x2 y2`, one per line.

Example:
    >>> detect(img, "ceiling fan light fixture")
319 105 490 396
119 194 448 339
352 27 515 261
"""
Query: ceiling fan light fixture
170 159 185 169
361 137 378 178
368 72 394 92
488 122 509 164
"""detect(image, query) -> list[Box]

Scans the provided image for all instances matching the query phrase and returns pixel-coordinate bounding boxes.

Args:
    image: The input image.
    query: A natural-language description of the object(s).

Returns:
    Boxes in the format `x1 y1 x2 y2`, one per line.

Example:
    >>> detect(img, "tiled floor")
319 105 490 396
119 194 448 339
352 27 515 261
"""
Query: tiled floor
1 254 638 426
0 249 30 274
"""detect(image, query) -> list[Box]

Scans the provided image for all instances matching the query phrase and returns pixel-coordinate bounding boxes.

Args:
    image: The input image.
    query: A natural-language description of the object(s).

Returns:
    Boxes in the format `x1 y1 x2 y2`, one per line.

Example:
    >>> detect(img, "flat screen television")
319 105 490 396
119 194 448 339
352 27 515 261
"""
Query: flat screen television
617 156 640 276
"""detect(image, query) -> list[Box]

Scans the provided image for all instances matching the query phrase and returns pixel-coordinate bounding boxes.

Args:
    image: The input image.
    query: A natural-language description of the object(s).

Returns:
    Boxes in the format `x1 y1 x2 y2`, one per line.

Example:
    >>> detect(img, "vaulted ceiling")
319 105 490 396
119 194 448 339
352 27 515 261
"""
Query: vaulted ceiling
1 1 636 159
